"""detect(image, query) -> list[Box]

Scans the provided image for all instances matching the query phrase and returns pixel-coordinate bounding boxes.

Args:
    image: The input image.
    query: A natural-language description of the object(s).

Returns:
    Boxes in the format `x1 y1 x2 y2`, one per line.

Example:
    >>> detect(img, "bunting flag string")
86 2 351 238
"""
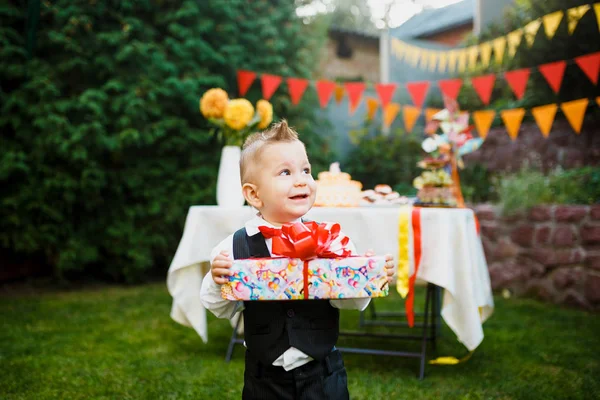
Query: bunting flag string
236 49 598 110
389 3 600 73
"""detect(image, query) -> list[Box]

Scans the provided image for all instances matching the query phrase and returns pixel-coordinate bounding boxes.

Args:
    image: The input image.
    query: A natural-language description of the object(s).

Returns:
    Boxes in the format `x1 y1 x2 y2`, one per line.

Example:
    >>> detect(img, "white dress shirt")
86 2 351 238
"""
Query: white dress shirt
200 215 370 371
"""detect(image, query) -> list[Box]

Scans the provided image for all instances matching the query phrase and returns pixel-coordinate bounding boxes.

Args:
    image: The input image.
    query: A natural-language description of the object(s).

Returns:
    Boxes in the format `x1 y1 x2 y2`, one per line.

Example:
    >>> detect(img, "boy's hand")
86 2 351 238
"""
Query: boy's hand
211 250 233 285
365 249 396 284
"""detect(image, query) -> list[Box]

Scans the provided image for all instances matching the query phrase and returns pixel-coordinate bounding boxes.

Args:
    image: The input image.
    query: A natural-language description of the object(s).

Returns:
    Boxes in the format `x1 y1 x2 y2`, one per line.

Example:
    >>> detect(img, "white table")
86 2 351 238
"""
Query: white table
167 206 494 352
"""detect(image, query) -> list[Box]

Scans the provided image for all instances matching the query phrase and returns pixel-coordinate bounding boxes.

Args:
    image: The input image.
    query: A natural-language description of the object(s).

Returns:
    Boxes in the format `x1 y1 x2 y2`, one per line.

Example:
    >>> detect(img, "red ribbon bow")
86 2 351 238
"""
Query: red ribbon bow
258 221 352 299
259 221 351 260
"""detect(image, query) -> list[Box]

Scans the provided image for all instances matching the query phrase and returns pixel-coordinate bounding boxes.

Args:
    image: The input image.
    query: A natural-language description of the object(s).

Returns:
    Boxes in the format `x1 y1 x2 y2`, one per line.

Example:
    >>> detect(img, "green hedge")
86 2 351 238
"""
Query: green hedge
0 0 332 282
498 166 600 215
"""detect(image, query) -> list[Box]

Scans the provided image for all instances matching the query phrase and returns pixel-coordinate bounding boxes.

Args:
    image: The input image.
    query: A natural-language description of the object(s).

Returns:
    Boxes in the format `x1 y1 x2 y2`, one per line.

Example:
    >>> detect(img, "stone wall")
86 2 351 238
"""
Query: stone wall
473 203 600 310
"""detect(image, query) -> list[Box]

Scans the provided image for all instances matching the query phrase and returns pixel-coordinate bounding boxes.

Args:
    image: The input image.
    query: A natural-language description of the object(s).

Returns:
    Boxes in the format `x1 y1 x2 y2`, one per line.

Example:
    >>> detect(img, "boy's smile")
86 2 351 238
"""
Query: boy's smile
248 140 316 226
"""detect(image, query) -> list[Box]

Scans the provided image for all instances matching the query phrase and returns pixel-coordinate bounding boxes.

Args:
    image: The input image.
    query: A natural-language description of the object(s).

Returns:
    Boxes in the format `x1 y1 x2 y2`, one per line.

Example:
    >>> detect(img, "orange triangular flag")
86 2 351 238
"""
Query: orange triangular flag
383 103 401 128
473 110 496 140
597 96 600 107
567 4 591 35
334 84 345 104
366 97 379 121
531 104 558 138
403 106 421 133
500 108 526 141
561 98 588 134
425 108 442 123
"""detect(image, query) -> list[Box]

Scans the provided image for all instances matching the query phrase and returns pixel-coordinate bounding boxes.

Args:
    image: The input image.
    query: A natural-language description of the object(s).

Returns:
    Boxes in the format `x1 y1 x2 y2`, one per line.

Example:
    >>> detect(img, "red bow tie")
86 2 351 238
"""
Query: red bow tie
258 226 282 239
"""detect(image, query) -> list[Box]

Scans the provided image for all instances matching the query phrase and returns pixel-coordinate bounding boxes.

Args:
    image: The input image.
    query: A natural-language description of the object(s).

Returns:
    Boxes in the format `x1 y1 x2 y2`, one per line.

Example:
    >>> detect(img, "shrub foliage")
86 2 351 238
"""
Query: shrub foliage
0 0 332 281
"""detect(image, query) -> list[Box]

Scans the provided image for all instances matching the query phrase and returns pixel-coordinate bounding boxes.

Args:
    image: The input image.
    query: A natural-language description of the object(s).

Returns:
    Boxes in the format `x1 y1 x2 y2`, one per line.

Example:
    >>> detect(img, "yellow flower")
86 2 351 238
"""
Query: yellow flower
199 88 228 119
256 99 273 129
224 99 254 130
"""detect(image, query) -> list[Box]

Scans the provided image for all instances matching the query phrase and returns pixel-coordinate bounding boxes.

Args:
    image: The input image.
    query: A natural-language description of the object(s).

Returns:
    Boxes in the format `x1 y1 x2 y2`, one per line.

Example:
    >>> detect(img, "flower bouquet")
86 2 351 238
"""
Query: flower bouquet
199 88 273 146
414 96 484 207
199 88 274 206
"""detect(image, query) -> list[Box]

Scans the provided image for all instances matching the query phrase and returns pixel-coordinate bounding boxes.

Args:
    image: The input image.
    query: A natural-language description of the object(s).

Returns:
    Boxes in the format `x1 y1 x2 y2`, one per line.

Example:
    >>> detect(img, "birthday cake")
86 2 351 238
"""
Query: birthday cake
315 163 362 207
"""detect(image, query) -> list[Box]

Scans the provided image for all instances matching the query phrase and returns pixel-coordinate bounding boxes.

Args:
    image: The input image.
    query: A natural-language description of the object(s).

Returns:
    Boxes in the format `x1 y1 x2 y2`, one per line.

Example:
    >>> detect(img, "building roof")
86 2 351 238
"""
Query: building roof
391 0 474 39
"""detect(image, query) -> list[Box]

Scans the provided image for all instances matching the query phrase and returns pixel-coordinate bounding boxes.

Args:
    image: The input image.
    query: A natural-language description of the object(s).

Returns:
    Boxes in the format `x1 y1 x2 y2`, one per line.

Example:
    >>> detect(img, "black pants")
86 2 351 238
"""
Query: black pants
242 349 350 400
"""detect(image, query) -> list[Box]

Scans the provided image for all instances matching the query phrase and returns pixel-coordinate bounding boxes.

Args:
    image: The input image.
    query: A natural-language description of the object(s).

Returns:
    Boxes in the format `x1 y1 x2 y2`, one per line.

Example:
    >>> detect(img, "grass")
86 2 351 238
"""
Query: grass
0 282 598 400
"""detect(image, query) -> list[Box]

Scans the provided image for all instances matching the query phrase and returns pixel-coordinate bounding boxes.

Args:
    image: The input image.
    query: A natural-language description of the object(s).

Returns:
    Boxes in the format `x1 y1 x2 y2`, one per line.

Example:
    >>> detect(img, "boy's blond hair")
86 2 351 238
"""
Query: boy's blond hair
240 120 302 184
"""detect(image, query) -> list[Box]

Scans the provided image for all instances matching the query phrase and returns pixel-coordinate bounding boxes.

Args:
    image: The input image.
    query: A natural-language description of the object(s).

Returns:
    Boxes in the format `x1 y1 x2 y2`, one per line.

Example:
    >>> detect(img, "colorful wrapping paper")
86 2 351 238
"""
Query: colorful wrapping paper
221 256 389 301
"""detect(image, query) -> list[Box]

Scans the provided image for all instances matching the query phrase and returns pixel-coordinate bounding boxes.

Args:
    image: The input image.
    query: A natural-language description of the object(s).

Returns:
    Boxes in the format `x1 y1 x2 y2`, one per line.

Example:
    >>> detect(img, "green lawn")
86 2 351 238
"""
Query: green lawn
1 282 598 400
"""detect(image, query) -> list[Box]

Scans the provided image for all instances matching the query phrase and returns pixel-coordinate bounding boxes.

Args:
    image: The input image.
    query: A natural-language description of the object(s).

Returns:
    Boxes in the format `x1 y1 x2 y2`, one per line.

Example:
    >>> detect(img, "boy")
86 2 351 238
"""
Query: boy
200 120 395 400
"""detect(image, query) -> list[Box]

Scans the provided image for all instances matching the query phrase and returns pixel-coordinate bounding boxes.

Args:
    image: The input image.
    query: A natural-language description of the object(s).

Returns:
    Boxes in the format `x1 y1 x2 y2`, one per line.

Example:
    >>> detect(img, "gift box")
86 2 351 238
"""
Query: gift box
220 221 389 301
221 256 389 301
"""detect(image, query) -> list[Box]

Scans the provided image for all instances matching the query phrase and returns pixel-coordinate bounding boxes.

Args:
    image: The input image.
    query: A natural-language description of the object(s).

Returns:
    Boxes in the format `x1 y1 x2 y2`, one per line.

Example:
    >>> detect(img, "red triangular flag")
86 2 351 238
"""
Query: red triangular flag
261 74 282 100
504 68 531 100
575 52 600 85
344 82 366 115
237 70 256 96
539 60 566 94
287 78 309 106
438 78 463 100
375 83 397 108
471 74 496 105
406 81 430 108
315 80 336 108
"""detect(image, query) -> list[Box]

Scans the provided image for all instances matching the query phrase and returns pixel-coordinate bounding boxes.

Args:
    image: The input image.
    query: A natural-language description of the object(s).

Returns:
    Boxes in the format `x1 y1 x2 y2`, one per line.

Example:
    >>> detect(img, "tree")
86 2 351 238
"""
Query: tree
0 0 333 282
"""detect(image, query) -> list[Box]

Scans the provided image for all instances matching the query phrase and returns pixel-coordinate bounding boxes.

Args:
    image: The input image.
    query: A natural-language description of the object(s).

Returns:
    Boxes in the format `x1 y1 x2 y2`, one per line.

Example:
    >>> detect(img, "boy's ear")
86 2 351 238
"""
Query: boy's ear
242 183 263 209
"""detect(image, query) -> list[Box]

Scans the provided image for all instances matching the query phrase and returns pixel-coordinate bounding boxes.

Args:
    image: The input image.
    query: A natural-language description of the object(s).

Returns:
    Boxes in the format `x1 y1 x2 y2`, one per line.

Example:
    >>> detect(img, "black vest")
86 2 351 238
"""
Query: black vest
233 228 339 365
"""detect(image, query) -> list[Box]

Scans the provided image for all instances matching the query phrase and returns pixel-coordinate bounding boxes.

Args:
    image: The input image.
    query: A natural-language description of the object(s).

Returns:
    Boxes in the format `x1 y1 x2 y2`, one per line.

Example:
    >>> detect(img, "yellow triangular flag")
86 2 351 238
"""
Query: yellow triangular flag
403 106 421 133
561 98 588 134
492 37 506 64
457 49 468 72
419 50 428 69
391 38 406 61
473 110 496 140
448 50 458 73
479 42 492 67
366 97 379 121
428 51 438 72
412 48 422 67
568 4 591 35
467 46 479 70
383 103 401 128
524 19 542 47
595 4 600 32
500 108 526 141
543 11 564 39
438 52 448 73
531 104 558 138
506 30 523 58
425 108 442 123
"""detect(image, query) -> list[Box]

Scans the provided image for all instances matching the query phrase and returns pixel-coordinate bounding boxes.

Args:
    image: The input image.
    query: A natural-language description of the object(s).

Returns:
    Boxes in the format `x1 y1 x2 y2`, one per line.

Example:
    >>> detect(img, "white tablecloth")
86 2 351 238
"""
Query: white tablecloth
167 206 494 351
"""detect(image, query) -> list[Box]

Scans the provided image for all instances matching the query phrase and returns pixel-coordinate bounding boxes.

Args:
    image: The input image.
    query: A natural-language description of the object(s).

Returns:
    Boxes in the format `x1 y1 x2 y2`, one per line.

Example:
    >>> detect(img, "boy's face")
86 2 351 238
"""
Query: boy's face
251 140 316 225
